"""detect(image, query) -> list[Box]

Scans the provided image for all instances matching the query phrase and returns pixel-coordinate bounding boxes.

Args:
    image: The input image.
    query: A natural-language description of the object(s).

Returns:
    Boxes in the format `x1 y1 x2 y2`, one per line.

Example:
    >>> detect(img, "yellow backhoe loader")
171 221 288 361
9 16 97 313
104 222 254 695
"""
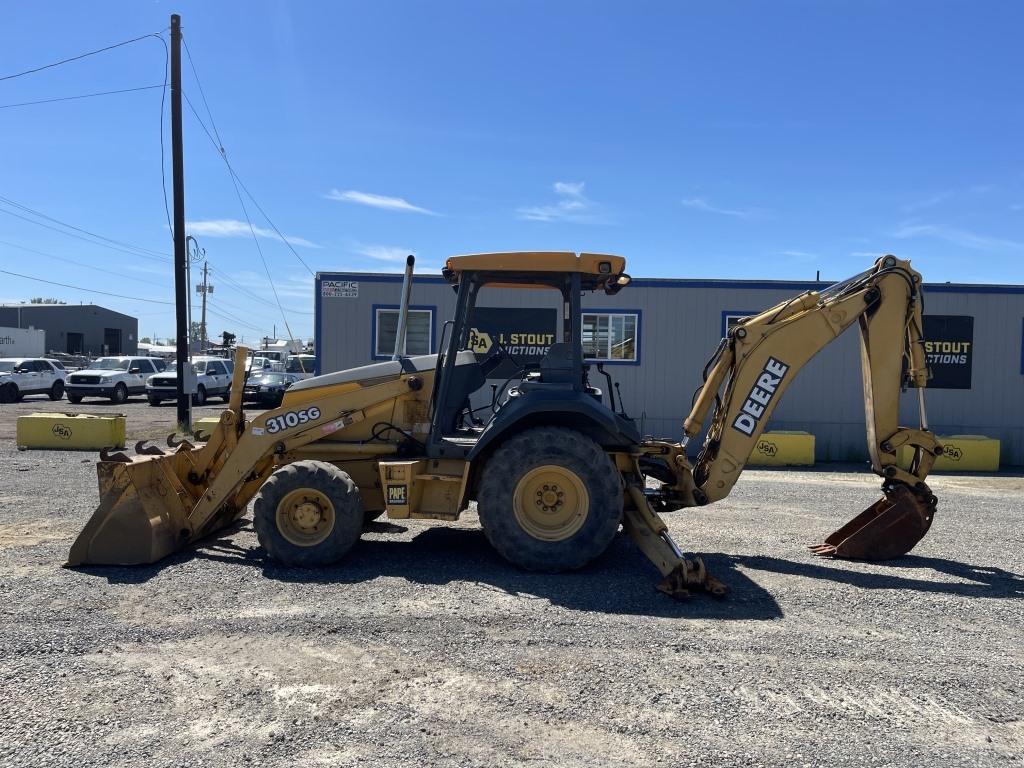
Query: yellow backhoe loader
68 252 941 598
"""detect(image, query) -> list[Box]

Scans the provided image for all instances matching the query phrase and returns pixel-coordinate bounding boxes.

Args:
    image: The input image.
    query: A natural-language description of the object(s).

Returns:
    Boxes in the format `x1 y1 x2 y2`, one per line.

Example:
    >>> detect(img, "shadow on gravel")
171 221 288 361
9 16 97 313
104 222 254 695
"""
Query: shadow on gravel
734 554 1024 599
87 525 783 619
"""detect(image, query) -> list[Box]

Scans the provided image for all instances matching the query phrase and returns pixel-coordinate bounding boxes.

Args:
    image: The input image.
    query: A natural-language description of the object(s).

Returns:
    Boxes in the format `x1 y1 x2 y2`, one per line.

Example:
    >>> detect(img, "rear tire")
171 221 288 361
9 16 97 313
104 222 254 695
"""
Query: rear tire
254 460 364 567
476 427 623 572
110 383 128 404
67 394 82 404
48 380 65 401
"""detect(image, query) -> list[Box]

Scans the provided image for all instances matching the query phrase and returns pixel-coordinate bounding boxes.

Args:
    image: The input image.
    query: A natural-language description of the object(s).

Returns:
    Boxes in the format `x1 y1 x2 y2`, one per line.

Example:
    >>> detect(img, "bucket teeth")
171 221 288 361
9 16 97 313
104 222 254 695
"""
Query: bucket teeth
99 447 131 463
135 440 165 456
812 483 936 561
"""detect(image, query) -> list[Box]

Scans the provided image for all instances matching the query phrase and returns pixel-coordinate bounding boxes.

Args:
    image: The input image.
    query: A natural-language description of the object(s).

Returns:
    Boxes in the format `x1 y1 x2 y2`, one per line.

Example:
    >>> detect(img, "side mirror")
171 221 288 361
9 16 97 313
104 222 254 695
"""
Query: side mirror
129 367 142 374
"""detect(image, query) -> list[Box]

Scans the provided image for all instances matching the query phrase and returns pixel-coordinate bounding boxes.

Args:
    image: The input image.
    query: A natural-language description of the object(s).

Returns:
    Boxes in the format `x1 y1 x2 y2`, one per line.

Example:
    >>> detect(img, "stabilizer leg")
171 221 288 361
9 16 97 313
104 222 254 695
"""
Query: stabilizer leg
622 485 727 599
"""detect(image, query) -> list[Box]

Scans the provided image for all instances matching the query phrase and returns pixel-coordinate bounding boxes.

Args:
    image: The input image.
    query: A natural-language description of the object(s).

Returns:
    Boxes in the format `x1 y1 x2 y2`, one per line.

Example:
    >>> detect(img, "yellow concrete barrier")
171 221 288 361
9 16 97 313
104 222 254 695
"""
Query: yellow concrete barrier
192 416 222 440
16 412 126 451
748 431 815 466
898 434 1000 472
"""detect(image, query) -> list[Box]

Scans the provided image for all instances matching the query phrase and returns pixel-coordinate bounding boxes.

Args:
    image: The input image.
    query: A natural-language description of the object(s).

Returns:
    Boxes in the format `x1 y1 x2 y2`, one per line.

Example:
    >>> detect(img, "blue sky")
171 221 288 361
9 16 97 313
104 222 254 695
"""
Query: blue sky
1 1 1021 342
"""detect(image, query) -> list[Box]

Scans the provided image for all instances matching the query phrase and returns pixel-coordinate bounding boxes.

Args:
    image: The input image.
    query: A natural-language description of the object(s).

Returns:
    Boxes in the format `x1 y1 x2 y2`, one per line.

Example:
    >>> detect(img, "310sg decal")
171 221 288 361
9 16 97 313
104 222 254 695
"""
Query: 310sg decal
265 406 321 434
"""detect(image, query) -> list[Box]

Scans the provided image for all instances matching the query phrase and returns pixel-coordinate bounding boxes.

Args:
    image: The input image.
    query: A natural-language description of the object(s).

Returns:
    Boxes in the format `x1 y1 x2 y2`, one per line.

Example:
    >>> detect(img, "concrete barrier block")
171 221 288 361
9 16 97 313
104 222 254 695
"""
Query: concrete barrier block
898 434 1000 472
192 416 222 440
16 412 126 451
749 431 815 466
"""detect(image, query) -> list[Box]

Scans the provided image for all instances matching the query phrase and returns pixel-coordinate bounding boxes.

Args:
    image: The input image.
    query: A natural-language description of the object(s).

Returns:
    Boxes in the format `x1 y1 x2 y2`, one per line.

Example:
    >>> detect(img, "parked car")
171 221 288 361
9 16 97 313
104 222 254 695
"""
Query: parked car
285 354 317 380
145 356 233 406
65 356 167 404
245 356 275 374
0 358 67 403
242 372 300 408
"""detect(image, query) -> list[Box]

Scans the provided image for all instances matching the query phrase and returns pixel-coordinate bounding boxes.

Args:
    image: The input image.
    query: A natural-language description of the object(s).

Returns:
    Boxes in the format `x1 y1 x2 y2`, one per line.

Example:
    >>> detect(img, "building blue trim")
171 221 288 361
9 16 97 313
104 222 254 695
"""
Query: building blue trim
721 310 757 338
314 275 322 375
370 304 438 360
316 271 1024 295
581 308 642 366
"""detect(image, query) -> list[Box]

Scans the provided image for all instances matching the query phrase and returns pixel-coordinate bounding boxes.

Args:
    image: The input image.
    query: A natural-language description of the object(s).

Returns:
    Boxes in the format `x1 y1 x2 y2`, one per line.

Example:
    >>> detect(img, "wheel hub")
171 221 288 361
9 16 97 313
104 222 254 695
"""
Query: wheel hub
514 466 589 542
276 488 336 547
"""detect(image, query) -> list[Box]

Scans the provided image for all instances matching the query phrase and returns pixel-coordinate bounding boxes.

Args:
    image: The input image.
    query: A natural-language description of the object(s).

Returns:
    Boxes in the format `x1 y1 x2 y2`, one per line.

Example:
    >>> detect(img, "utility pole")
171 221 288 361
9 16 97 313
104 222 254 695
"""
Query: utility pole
170 14 190 432
196 261 213 351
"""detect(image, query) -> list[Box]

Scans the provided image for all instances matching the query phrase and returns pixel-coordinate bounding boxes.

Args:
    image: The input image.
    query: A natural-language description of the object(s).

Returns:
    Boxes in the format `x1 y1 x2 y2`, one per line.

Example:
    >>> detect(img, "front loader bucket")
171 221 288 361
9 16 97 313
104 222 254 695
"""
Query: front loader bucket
67 456 196 566
810 484 936 560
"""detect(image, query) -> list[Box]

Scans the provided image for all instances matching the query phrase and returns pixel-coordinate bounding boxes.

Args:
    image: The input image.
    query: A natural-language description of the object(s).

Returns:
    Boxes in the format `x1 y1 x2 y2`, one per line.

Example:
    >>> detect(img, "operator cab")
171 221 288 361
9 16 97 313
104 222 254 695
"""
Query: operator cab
426 252 638 459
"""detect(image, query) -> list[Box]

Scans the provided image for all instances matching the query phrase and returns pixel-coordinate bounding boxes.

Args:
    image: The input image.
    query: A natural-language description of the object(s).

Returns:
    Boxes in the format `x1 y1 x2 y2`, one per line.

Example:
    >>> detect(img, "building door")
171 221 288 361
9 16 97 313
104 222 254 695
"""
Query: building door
104 328 122 355
67 332 84 354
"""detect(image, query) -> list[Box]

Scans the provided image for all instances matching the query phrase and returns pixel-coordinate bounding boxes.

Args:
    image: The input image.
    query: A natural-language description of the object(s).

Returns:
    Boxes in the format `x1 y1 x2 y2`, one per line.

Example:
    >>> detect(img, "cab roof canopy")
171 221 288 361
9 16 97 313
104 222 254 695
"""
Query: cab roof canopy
442 251 630 293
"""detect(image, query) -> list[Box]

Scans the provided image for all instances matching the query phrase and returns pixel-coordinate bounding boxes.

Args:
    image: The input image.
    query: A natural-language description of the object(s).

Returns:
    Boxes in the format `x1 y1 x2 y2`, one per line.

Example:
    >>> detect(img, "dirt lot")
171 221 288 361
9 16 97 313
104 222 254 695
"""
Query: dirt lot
1 398 1022 767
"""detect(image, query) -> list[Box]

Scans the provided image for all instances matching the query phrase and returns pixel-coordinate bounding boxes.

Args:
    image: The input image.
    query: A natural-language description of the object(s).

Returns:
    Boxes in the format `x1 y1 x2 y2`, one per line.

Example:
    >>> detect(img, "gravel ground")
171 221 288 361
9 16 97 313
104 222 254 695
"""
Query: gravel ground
1 399 1022 767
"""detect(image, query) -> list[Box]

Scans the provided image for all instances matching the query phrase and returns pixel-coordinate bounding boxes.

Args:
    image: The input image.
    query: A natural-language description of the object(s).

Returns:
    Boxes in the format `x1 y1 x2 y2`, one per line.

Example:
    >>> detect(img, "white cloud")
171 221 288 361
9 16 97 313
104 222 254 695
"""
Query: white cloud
517 181 603 222
354 244 415 263
680 197 767 219
778 250 817 259
186 219 321 248
326 189 437 215
891 222 1024 251
902 190 953 213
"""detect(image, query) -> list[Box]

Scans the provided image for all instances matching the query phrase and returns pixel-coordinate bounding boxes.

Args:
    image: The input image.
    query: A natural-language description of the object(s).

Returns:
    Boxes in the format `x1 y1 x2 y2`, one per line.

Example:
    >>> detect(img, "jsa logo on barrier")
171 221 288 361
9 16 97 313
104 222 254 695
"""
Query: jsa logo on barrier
732 357 789 437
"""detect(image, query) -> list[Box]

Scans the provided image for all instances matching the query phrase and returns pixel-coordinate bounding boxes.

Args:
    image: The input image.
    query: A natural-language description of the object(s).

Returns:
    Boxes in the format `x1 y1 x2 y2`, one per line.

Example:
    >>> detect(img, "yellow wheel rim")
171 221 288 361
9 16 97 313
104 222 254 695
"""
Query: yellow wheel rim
276 488 336 547
513 465 589 542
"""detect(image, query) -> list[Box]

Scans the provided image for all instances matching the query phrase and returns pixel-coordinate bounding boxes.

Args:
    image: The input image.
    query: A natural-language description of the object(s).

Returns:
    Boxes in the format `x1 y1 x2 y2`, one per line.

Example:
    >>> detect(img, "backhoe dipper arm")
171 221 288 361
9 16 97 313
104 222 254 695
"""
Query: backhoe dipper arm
681 256 940 559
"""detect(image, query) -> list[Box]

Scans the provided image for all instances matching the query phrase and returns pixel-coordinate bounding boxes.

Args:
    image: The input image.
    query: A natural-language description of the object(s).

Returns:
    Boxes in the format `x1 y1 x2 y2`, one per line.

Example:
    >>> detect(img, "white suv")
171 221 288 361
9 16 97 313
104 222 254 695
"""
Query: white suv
66 356 167 404
0 358 67 403
146 356 234 406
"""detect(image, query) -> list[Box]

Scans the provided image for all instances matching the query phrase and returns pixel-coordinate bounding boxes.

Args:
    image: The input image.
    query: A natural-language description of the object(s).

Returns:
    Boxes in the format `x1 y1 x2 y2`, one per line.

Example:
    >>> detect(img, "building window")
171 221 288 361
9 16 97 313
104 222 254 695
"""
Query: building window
582 312 639 363
374 307 433 358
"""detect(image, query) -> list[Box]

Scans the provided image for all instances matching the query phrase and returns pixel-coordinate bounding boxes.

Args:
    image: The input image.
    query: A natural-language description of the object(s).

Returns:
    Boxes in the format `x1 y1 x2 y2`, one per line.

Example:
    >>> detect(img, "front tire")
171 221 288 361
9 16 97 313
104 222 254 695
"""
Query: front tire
0 383 18 404
48 381 65 401
110 383 128 404
476 427 623 572
67 394 82 404
147 394 161 406
192 385 207 406
254 460 364 567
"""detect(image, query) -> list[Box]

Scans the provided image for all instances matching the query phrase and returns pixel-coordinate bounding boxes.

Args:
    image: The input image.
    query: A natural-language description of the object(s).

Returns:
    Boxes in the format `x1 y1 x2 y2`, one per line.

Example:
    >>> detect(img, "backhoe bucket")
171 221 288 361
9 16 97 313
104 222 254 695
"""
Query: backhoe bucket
810 483 936 560
67 455 198 566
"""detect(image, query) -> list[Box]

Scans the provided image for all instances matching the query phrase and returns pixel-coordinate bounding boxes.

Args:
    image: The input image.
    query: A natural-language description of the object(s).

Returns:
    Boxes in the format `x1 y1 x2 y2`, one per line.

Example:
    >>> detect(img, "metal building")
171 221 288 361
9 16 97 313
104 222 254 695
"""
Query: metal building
315 269 1024 466
0 303 138 357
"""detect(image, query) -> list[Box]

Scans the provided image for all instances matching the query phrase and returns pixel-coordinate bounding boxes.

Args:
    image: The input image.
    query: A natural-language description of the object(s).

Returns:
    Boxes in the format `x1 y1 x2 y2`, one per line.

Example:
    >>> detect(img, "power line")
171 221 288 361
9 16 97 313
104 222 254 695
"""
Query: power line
0 195 171 261
207 265 315 315
0 239 168 287
156 33 172 243
0 268 174 304
0 84 165 110
205 305 265 334
179 47 316 278
0 31 164 82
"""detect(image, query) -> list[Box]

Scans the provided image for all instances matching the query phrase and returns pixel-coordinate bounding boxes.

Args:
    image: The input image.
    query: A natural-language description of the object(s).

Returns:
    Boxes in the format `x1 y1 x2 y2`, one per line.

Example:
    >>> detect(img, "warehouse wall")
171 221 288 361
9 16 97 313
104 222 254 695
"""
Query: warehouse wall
0 304 139 356
316 273 1024 465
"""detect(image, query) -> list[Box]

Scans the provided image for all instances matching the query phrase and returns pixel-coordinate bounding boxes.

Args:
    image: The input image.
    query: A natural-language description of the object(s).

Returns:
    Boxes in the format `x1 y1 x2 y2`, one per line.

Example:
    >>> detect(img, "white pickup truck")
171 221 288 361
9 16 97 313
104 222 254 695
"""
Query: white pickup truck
66 356 168 404
145 356 234 406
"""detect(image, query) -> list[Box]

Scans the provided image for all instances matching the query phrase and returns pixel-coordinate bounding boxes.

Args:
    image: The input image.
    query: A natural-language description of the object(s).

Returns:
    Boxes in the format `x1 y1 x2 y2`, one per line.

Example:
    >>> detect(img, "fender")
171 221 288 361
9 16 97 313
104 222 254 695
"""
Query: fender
467 388 640 461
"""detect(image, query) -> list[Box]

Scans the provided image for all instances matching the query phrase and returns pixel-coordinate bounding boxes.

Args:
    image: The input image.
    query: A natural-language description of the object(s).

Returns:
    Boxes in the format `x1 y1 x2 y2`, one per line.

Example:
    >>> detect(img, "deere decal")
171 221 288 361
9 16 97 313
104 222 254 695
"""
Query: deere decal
922 315 973 389
468 307 558 377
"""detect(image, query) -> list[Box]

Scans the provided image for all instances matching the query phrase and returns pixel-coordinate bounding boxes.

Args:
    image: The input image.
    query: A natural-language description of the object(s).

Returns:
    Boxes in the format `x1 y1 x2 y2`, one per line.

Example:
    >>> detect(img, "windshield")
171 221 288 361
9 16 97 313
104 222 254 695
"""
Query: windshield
88 358 128 370
0 361 15 372
255 374 289 384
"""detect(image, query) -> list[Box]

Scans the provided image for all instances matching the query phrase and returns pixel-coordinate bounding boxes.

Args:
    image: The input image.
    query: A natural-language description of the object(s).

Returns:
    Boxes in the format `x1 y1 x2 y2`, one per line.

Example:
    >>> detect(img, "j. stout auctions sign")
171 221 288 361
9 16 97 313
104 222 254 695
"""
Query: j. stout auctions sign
922 315 973 389
466 307 557 378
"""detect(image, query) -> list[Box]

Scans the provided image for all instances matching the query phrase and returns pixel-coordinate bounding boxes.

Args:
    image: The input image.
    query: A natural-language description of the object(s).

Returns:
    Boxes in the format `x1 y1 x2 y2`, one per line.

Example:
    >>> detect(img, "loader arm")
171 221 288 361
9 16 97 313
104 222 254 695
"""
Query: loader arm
679 255 941 559
68 347 427 566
